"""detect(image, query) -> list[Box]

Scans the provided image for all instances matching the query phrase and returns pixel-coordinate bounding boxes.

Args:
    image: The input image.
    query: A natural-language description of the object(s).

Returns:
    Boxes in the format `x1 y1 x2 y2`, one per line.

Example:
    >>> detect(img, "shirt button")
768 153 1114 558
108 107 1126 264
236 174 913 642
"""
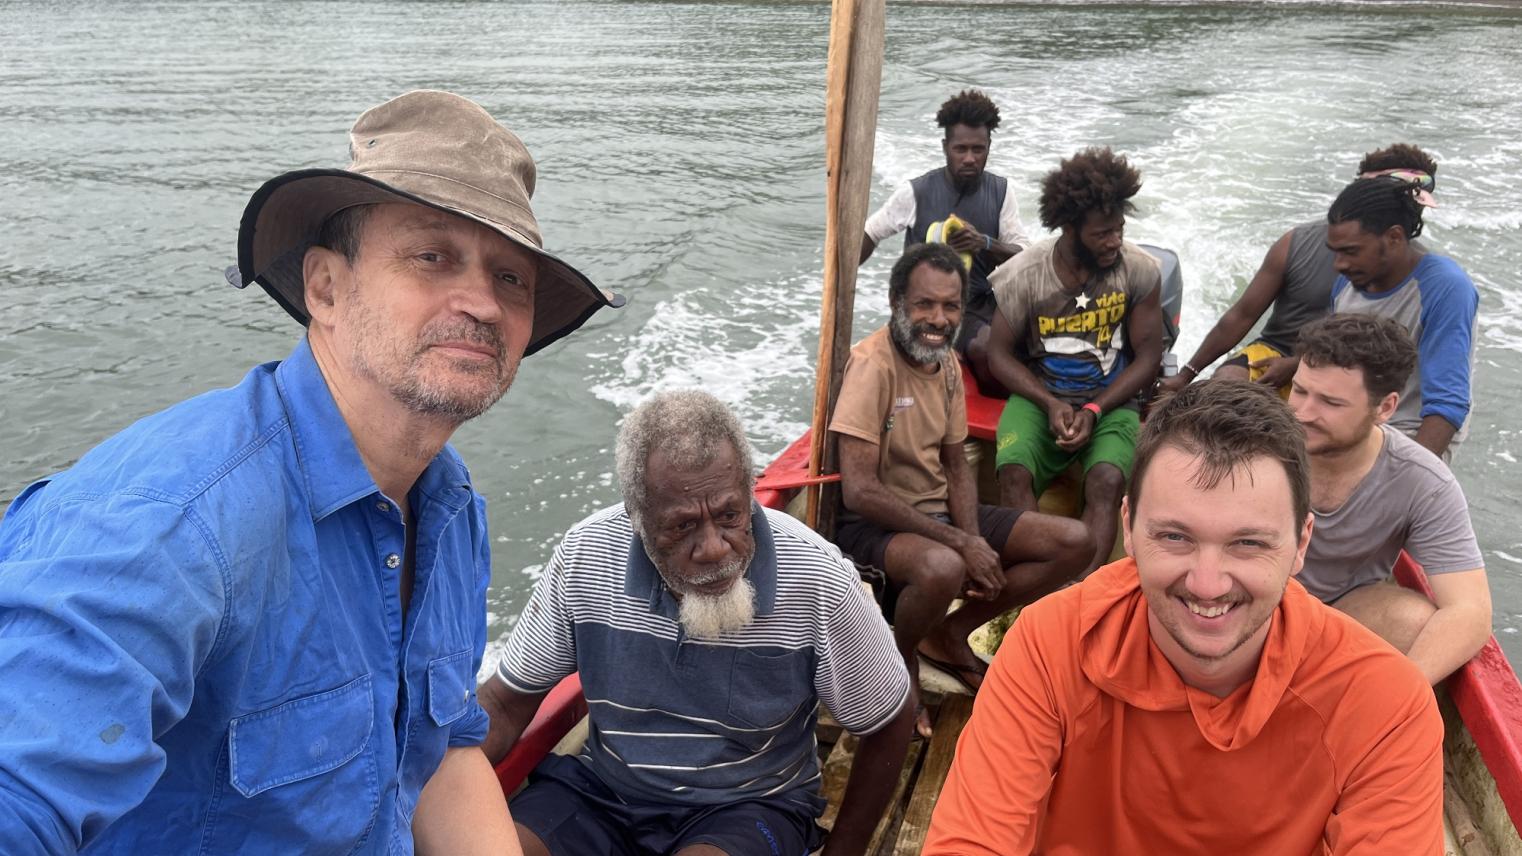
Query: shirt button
375 501 391 513
384 553 400 569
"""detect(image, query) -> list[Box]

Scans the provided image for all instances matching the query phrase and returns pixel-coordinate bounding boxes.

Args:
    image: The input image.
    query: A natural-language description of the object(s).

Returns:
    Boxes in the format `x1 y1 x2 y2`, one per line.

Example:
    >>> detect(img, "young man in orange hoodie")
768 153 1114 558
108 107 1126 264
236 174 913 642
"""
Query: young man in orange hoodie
924 381 1443 855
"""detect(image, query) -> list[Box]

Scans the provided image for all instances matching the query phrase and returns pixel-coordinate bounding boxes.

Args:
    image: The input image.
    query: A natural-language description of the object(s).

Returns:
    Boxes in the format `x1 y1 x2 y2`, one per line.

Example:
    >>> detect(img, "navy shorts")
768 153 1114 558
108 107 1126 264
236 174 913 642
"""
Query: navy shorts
834 505 1022 623
511 753 825 856
833 504 1022 574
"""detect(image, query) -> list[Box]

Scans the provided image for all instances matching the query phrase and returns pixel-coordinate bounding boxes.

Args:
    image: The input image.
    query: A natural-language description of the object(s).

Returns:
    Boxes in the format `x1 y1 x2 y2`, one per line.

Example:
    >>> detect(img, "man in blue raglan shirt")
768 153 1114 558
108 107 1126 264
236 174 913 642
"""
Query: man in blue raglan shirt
1325 173 1478 460
0 91 619 854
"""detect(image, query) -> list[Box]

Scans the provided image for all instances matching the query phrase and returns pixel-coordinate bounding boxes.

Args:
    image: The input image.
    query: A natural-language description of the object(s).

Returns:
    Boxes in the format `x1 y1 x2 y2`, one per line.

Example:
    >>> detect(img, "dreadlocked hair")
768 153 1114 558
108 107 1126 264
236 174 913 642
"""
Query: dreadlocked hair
1358 143 1438 177
936 90 1000 135
1327 176 1426 240
1038 146 1142 231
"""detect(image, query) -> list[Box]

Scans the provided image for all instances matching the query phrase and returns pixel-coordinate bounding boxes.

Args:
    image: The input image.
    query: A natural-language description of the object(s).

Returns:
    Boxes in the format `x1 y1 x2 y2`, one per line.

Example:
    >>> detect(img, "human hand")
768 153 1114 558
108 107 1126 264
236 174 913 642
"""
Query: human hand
1155 373 1191 398
959 536 1004 600
1057 407 1096 451
948 223 987 253
1250 354 1299 389
1046 401 1076 443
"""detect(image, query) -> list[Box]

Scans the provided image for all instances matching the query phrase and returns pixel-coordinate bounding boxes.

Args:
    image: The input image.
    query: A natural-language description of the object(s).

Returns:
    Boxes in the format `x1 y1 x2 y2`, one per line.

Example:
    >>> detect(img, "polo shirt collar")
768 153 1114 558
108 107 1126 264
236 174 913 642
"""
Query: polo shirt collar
274 337 473 521
624 502 778 618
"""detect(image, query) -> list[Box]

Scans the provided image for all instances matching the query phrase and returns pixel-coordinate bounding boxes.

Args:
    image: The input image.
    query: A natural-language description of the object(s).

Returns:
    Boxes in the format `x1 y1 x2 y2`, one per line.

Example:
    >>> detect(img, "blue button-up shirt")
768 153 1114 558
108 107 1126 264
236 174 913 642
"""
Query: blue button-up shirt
0 338 492 854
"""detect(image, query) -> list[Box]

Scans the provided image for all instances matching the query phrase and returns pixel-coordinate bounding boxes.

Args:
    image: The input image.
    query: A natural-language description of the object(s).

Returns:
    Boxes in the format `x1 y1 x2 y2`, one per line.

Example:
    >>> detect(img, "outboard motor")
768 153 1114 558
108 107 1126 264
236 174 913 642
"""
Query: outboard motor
1138 244 1183 353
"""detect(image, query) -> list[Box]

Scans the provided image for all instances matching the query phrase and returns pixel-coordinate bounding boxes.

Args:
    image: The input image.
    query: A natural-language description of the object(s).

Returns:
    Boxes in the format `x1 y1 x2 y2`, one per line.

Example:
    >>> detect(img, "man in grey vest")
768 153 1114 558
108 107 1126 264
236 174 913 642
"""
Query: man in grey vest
1159 144 1439 399
861 89 1032 395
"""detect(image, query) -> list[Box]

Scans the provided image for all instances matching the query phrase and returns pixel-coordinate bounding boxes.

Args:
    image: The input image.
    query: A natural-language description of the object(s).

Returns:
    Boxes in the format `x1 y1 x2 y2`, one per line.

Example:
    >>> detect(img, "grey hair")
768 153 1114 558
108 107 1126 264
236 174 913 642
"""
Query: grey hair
615 390 756 529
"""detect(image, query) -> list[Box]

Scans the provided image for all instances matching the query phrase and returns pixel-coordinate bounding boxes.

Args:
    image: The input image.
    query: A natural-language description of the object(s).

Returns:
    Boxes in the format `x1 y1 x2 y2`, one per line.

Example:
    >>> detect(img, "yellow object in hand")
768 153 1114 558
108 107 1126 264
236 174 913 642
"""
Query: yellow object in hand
925 214 975 272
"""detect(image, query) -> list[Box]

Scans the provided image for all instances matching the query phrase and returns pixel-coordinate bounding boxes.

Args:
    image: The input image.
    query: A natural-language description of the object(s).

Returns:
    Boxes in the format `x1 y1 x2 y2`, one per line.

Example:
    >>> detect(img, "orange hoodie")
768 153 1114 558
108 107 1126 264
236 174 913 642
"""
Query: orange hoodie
924 559 1443 855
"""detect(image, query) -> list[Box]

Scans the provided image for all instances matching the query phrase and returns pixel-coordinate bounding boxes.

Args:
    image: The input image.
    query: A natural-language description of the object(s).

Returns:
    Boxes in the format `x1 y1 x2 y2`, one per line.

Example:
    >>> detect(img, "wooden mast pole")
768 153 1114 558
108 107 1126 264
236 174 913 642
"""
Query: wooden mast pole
806 0 886 531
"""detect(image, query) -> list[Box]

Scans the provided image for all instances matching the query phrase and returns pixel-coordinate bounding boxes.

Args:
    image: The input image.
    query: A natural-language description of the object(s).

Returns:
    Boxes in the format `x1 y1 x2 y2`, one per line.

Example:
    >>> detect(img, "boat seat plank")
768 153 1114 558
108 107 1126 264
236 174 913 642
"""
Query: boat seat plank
893 695 975 856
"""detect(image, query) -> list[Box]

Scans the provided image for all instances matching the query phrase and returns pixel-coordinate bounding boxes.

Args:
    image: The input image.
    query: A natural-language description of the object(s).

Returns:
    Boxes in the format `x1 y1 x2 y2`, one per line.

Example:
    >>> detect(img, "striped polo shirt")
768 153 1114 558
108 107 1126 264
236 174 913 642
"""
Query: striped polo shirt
496 503 910 813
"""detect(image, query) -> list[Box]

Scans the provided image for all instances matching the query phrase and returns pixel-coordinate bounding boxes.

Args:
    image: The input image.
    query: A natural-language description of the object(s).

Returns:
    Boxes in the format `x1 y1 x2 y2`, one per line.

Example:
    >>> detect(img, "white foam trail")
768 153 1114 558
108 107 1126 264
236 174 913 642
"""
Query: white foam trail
589 274 821 458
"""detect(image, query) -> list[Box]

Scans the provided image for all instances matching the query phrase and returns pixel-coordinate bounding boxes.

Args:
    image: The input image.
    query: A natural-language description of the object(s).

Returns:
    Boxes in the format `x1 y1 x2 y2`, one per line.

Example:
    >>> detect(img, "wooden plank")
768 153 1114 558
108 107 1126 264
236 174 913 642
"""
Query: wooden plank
805 0 887 533
1448 773 1500 856
1438 673 1522 854
817 733 860 831
868 738 925 856
893 695 975 856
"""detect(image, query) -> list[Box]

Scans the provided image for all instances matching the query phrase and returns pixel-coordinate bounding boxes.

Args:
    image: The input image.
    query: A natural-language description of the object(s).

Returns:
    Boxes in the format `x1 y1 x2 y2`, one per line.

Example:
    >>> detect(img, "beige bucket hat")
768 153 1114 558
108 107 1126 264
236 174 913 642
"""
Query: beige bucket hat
231 90 622 356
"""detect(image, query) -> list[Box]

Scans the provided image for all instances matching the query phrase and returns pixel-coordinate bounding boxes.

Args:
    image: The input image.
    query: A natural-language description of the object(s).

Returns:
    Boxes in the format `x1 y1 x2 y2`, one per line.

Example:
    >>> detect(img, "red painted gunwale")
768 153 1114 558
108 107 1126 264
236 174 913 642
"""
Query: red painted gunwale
495 371 1522 836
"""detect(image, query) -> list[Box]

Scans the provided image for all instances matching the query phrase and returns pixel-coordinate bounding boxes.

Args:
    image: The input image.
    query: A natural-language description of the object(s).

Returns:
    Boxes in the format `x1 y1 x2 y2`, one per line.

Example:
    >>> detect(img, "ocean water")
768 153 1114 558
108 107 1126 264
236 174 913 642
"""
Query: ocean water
1 0 1519 672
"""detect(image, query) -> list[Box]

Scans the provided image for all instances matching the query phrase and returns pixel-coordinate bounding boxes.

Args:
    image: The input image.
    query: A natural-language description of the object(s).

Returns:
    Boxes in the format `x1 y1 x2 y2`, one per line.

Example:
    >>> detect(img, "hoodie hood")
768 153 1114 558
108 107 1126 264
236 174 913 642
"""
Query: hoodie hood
1077 558 1325 752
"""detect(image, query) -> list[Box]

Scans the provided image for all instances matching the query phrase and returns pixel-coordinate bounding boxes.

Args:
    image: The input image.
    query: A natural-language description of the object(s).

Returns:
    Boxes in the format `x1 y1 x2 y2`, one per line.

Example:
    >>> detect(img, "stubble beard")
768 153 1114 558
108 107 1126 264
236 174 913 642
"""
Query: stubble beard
1304 412 1378 458
343 285 517 422
1152 578 1280 664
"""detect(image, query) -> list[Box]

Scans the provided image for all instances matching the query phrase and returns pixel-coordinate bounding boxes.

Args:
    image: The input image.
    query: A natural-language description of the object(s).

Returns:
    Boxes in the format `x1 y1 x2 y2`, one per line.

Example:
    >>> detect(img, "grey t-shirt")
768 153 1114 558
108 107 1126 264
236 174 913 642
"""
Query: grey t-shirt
1299 425 1483 602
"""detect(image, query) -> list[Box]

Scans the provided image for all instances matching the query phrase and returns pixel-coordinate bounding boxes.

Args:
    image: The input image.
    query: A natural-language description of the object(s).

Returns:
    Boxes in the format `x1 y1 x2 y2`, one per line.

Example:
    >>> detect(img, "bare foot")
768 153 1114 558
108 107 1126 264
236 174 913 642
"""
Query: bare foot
915 703 934 739
906 671 934 739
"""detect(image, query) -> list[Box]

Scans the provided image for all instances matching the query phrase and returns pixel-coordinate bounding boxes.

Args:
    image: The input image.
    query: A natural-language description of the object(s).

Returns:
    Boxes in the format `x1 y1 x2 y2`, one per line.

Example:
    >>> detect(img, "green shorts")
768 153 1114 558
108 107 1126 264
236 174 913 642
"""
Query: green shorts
994 395 1140 496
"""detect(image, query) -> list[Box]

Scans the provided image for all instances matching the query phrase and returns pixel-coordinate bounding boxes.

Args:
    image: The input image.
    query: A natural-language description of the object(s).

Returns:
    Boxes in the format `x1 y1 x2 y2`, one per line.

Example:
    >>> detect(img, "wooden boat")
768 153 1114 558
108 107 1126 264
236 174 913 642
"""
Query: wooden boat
495 371 1522 854
491 1 1522 851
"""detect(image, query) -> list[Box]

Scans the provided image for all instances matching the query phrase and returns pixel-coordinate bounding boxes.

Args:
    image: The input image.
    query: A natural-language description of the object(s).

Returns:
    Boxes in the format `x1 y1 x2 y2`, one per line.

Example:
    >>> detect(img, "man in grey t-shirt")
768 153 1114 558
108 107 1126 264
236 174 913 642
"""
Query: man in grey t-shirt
1289 315 1489 684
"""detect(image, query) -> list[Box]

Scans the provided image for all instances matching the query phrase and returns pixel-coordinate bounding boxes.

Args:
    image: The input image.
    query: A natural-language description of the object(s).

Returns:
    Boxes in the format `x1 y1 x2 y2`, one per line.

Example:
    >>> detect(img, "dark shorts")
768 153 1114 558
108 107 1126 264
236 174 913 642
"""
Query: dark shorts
953 286 996 356
833 504 1022 575
511 754 824 856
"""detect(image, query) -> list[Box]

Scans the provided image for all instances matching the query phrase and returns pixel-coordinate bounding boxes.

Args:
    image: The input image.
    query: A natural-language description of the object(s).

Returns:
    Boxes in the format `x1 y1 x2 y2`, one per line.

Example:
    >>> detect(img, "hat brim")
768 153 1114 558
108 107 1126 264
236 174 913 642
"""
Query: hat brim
234 168 623 357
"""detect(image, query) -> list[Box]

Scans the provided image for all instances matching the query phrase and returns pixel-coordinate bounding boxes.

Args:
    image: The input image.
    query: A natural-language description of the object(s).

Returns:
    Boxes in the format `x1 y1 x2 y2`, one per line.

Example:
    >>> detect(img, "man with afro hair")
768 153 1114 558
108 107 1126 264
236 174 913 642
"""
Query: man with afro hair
1160 143 1443 401
862 89 1032 394
986 147 1165 574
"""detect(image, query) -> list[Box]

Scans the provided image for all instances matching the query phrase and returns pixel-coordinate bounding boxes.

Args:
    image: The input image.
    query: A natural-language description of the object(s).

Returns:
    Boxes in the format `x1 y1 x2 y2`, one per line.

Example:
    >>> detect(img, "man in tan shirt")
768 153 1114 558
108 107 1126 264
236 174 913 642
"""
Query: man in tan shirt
831 243 1092 737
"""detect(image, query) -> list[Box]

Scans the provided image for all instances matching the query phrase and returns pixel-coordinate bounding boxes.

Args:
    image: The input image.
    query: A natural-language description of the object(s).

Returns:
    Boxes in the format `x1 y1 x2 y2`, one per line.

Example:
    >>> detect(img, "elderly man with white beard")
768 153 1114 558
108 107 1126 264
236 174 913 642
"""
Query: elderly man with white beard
478 391 914 856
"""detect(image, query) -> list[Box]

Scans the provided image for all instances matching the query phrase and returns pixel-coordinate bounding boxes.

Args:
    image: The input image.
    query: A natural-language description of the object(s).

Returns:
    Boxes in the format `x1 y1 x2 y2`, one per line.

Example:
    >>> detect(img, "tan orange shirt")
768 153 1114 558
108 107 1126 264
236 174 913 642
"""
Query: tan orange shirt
924 559 1443 855
829 326 967 515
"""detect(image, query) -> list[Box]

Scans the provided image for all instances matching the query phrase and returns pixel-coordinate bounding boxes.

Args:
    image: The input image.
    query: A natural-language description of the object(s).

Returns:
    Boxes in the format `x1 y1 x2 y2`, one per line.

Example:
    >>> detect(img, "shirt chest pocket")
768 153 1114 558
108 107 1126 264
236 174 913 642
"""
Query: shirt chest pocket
213 674 380 854
725 649 812 736
427 650 474 727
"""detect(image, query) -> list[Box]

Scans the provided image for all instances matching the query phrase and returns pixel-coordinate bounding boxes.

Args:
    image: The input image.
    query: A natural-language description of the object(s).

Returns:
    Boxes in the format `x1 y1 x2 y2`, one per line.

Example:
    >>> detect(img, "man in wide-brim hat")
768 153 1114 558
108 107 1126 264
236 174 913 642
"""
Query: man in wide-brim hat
0 90 618 855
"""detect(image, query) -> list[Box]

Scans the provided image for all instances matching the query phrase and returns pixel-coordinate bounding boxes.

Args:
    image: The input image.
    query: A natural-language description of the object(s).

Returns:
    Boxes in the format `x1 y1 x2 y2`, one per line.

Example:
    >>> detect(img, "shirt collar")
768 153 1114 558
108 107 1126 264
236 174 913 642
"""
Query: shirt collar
274 337 473 521
624 502 779 618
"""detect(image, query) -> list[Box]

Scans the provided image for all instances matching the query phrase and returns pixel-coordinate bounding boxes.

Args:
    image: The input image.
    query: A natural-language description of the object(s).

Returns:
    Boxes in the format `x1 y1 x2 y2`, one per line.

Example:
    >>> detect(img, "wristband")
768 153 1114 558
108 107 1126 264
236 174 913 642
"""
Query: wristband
1180 362 1201 378
984 234 992 251
1081 402 1102 418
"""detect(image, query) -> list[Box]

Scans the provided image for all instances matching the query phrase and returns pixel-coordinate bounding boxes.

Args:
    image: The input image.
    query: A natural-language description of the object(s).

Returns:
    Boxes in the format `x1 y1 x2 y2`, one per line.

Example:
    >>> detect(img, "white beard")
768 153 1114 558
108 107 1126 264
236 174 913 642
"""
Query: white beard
678 577 758 640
